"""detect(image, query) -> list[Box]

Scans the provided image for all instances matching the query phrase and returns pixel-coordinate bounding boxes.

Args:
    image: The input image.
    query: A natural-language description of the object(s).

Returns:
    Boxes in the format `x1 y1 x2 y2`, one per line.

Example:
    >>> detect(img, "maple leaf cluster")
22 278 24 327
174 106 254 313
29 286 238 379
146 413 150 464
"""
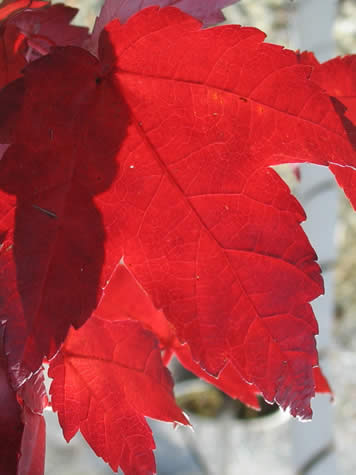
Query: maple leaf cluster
0 0 355 474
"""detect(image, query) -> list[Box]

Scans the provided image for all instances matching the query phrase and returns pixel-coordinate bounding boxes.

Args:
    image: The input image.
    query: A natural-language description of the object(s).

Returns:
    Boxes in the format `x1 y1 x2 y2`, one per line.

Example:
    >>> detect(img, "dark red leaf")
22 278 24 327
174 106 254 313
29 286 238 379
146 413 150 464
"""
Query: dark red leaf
49 317 188 474
0 324 47 475
17 371 47 475
0 47 129 386
17 406 46 475
0 324 23 474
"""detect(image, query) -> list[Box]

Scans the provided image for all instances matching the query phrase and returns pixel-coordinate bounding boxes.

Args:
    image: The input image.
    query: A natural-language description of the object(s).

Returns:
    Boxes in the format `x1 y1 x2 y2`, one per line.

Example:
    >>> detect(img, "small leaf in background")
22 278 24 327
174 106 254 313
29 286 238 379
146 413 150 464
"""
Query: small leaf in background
88 0 238 55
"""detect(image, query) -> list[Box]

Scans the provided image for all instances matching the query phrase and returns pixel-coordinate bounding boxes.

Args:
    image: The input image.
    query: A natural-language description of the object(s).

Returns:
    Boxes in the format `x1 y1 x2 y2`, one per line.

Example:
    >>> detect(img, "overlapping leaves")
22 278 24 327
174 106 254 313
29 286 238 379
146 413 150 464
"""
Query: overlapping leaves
0 1 355 473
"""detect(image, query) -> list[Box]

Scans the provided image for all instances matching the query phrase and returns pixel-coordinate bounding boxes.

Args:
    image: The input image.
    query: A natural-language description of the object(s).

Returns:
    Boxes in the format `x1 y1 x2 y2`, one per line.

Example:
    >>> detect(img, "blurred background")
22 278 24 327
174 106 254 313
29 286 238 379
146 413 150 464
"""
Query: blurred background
44 1 356 474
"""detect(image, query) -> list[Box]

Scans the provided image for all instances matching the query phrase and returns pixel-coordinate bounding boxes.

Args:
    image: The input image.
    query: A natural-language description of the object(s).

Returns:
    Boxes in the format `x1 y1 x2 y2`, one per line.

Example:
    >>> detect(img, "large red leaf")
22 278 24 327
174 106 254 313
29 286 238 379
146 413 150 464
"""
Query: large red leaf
0 46 129 386
49 317 188 474
96 7 356 418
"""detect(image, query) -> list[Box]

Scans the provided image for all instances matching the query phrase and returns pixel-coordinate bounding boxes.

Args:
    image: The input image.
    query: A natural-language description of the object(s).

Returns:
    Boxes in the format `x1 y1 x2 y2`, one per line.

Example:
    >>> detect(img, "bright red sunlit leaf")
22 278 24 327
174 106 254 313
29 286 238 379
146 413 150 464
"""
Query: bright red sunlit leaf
49 317 188 474
97 7 356 418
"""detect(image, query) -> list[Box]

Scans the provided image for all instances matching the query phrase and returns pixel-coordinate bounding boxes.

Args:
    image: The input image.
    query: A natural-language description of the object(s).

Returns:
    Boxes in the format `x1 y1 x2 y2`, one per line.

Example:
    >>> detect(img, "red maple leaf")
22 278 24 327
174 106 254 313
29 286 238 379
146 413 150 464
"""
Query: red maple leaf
0 5 353 416
49 317 189 474
96 7 354 418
